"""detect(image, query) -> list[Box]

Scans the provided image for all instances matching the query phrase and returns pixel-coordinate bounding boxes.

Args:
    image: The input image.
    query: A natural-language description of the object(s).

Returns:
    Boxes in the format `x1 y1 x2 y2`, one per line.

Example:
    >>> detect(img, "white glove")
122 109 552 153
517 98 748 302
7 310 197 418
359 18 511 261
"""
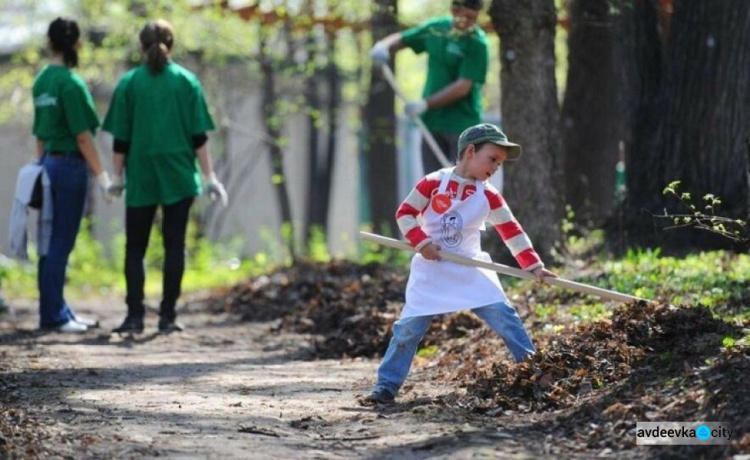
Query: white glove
370 41 390 66
96 172 113 204
405 99 428 118
203 172 228 207
108 174 124 197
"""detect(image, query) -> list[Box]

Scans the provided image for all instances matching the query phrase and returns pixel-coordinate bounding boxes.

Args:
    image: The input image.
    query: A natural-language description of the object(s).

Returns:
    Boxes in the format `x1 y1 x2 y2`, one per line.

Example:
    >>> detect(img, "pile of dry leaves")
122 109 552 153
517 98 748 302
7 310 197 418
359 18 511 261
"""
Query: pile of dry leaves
205 261 749 456
434 301 749 456
441 301 743 412
207 260 405 322
206 260 486 358
206 260 406 357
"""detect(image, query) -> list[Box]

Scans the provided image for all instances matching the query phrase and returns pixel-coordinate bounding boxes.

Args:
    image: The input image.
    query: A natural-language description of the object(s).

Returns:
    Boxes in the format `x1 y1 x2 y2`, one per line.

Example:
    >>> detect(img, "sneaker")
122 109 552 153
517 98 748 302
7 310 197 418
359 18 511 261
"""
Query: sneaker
360 388 395 406
56 320 88 333
112 315 144 334
74 316 100 328
158 319 184 333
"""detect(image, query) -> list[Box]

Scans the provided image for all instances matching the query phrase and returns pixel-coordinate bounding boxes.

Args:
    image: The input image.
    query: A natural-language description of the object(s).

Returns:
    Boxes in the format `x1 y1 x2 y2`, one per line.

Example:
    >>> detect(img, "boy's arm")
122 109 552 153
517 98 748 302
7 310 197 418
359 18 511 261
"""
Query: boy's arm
395 174 440 250
485 188 543 271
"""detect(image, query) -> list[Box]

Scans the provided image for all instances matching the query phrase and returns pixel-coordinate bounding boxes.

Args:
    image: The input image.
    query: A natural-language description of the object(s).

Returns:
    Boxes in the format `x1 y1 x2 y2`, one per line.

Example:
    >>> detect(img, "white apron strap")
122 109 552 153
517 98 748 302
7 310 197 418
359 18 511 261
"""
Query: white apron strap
436 168 487 230
437 167 455 194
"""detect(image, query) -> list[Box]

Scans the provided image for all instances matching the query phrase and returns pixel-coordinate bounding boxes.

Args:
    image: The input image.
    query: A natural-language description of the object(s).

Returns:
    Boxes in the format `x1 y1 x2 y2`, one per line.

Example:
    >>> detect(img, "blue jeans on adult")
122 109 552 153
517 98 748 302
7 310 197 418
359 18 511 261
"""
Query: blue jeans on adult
373 301 536 398
38 154 88 328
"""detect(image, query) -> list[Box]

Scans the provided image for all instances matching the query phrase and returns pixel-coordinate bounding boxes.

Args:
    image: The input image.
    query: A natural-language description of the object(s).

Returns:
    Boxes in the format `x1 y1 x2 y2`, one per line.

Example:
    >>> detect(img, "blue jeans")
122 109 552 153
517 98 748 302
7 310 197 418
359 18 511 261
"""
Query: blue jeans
373 301 536 397
38 154 87 328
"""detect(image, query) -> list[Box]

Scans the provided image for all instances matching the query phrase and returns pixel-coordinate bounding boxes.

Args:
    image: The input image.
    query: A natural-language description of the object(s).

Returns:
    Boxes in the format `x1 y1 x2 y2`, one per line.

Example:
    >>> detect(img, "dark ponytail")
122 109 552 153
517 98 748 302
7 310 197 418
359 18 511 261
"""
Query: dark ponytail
139 20 174 73
48 17 80 68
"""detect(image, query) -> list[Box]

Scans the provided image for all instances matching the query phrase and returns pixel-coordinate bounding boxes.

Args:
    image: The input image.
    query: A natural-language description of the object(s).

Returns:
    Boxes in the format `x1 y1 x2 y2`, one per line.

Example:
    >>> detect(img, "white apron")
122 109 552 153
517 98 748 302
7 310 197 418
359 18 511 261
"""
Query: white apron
401 168 508 318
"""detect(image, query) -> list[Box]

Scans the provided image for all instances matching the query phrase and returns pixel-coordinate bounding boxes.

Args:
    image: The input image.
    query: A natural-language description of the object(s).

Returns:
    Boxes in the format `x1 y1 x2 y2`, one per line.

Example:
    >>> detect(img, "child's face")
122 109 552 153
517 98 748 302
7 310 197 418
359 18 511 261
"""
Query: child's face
465 143 508 181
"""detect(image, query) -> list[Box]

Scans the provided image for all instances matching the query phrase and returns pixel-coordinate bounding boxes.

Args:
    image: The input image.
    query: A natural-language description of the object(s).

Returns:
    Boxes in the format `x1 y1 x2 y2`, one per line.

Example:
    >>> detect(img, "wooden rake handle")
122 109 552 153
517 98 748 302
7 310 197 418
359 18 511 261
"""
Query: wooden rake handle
379 64 452 168
360 231 646 304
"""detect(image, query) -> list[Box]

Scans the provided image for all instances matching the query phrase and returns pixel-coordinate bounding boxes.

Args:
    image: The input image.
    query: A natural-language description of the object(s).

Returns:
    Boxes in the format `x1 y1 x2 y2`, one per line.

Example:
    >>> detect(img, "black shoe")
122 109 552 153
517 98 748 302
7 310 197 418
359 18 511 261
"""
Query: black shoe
360 388 395 406
112 315 144 334
158 319 184 333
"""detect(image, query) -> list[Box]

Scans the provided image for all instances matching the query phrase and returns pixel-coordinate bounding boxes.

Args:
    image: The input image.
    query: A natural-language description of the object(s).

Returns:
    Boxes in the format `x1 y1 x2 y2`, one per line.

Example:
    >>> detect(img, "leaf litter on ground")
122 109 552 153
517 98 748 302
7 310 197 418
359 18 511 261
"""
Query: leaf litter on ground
3 259 747 458
204 260 749 458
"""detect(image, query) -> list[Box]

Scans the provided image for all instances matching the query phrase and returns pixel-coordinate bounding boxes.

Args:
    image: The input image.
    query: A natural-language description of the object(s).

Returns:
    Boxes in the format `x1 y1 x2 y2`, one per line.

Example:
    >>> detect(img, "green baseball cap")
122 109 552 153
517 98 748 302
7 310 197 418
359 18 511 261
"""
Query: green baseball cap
457 123 522 160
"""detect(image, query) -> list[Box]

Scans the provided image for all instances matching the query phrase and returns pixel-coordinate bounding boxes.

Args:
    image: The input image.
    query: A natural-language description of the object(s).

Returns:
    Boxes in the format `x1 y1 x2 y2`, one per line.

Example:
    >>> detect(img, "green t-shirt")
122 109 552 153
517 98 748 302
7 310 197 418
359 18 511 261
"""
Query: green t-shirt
401 16 489 134
32 65 100 151
102 62 215 207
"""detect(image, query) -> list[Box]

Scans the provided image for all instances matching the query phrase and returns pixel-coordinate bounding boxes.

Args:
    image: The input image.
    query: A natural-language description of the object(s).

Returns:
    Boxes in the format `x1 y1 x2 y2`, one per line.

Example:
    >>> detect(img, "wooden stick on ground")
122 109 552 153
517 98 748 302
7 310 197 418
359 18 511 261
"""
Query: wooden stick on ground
360 231 647 304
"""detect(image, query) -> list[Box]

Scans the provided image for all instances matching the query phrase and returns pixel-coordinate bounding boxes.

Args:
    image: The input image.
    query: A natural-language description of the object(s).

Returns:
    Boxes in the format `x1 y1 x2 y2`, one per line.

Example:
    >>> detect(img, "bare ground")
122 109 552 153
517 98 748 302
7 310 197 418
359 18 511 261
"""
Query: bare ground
0 298 552 460
1 289 747 460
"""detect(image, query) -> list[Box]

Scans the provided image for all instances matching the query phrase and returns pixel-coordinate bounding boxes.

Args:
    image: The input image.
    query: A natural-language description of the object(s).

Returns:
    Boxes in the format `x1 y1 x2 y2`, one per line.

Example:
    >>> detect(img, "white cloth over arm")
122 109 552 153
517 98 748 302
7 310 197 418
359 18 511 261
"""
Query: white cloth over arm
8 163 53 260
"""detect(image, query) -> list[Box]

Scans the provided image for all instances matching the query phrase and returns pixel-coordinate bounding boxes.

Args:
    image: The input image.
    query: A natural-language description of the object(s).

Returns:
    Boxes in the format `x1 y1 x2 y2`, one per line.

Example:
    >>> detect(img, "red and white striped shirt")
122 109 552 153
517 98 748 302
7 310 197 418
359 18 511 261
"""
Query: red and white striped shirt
395 171 543 271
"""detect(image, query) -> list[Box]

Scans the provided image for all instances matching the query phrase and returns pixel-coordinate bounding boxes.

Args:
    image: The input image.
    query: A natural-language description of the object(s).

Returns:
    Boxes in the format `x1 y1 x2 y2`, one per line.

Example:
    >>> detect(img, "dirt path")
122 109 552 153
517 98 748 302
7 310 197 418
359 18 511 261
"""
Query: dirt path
0 298 550 459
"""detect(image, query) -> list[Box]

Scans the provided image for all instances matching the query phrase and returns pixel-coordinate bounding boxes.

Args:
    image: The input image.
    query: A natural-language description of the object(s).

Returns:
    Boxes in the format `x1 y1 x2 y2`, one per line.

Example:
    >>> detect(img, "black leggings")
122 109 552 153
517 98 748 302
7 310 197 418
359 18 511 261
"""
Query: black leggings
125 197 193 320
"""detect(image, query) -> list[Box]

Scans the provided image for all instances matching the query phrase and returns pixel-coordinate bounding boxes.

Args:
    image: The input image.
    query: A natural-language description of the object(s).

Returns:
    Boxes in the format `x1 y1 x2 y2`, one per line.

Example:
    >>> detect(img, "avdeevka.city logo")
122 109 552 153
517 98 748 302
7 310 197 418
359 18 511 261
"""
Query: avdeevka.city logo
695 424 711 441
635 422 733 445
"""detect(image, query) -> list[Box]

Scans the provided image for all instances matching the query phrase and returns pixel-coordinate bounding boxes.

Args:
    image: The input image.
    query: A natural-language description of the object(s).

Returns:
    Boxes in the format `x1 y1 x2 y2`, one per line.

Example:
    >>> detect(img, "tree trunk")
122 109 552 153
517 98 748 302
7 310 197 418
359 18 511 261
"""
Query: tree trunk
561 0 619 227
322 32 340 235
660 2 750 225
364 0 399 237
622 0 750 250
304 24 340 249
304 29 324 241
607 0 662 252
489 0 562 260
260 30 297 261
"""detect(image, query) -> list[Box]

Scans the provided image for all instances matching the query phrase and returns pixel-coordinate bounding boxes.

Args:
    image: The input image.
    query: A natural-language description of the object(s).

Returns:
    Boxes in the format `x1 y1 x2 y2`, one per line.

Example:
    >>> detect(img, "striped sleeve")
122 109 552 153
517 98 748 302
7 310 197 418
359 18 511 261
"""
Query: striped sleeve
485 186 543 271
395 172 441 249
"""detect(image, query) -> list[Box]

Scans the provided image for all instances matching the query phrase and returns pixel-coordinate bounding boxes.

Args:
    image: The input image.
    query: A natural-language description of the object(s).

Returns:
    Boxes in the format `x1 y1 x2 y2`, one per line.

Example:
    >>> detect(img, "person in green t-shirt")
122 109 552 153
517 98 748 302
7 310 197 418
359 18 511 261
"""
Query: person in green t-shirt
32 17 113 333
102 19 227 335
370 0 489 174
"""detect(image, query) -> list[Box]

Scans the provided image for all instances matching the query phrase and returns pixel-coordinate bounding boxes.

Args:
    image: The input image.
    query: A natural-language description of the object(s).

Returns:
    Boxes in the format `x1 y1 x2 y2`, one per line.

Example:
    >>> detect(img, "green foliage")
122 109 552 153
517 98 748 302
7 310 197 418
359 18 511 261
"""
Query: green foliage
661 181 748 242
0 54 39 124
555 205 606 261
67 221 121 297
1 219 265 300
307 226 332 263
523 214 748 326
417 344 439 358
0 255 37 299
533 304 557 322
561 204 576 235
359 243 411 267
568 302 608 322
555 0 570 100
358 225 412 267
577 248 750 320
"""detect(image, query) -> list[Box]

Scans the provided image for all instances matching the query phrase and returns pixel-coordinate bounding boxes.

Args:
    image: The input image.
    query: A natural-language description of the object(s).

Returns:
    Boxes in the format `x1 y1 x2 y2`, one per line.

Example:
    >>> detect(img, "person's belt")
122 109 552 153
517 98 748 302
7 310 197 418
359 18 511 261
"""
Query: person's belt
46 150 83 158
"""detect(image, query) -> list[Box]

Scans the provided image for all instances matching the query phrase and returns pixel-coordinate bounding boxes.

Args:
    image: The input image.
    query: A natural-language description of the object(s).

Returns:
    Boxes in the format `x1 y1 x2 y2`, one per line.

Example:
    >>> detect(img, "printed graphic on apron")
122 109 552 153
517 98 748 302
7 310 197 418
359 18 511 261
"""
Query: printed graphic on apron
440 211 463 248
